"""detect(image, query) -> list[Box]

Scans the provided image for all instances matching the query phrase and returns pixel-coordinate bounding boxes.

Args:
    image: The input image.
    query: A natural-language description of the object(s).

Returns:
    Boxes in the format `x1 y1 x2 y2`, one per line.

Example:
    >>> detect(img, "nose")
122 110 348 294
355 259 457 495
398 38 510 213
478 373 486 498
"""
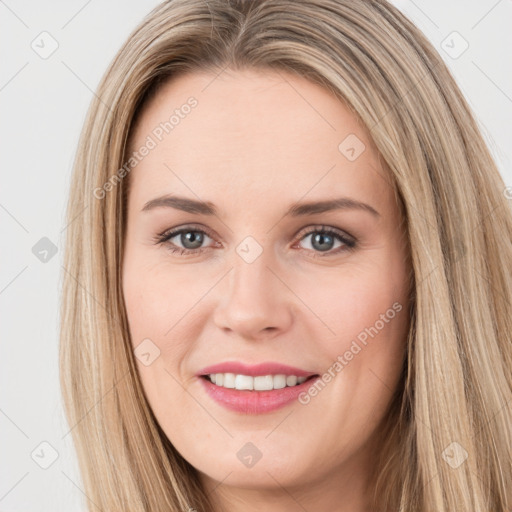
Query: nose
212 249 293 340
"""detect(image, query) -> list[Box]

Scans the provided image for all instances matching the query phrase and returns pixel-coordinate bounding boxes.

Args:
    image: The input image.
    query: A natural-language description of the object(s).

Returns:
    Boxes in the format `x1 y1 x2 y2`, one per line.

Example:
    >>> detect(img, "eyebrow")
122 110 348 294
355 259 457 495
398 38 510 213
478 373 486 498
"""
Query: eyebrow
141 194 380 218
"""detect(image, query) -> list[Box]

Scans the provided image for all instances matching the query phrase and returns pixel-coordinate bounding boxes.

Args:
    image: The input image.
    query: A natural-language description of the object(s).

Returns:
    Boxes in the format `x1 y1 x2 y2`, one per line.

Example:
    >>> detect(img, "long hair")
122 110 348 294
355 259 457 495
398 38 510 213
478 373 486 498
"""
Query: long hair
59 0 512 510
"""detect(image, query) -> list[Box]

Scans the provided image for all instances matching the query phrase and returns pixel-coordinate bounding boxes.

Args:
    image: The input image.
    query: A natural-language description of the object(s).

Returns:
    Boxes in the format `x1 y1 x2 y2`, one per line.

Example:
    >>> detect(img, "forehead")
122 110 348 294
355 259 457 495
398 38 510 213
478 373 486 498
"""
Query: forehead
127 68 391 215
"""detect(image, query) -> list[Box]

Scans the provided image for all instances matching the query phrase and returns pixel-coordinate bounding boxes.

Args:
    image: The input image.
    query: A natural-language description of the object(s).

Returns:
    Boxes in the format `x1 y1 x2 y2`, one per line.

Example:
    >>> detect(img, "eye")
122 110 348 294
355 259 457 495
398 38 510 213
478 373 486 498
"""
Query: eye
294 225 356 257
153 225 218 256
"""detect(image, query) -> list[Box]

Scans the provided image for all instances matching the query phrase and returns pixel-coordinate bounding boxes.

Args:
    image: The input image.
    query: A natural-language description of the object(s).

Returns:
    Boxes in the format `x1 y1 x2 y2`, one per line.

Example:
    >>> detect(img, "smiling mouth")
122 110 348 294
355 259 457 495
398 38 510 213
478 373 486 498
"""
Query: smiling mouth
201 373 319 391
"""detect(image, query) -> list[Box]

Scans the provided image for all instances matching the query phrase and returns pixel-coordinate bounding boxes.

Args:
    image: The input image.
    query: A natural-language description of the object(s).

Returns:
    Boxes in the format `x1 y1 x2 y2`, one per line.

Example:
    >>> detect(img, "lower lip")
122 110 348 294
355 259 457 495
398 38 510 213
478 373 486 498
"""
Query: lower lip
198 375 320 414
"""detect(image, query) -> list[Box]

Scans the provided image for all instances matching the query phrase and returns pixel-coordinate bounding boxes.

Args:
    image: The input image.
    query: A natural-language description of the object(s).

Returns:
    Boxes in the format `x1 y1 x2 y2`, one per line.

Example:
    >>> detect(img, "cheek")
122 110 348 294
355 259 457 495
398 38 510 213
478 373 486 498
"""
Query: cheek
121 255 202 424
291 257 408 348
287 273 407 466
293 253 409 406
122 255 209 346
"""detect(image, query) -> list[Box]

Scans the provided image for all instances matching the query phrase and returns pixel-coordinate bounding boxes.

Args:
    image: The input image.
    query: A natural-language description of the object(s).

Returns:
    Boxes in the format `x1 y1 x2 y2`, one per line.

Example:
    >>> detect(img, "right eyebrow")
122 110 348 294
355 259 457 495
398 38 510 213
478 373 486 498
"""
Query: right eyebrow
141 195 217 215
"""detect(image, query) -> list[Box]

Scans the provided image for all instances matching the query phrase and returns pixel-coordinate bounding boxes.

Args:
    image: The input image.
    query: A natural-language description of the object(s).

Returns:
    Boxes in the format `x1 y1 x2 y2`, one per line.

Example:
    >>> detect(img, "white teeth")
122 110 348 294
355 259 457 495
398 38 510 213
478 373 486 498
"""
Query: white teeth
207 373 312 390
222 373 235 388
254 375 273 391
273 374 286 389
235 374 253 390
286 375 298 386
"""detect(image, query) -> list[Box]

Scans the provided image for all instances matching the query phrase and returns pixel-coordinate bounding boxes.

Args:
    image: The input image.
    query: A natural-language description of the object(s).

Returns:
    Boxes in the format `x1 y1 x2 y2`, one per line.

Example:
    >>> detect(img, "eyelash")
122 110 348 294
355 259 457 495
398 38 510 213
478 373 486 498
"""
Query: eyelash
153 224 357 258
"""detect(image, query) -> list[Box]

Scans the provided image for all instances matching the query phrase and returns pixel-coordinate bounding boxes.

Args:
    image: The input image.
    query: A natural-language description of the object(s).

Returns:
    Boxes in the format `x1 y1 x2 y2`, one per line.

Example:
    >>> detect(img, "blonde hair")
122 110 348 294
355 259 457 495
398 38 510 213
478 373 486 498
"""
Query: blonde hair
59 0 512 510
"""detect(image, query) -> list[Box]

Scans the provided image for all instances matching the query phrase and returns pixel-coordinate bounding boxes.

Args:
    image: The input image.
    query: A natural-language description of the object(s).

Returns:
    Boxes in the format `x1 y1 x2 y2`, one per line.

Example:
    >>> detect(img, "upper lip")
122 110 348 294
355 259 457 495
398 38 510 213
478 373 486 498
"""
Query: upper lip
197 361 318 378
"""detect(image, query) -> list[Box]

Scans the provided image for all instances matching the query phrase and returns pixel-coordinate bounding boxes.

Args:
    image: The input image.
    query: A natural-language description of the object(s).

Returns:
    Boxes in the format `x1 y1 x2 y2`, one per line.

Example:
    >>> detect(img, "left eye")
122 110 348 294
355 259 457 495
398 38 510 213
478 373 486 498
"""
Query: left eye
298 229 354 253
154 225 356 256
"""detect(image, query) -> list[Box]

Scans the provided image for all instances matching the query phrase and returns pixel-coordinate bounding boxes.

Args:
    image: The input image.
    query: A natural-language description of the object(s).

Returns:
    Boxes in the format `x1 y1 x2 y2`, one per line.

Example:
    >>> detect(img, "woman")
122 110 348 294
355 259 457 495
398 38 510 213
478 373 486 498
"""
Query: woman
59 0 512 510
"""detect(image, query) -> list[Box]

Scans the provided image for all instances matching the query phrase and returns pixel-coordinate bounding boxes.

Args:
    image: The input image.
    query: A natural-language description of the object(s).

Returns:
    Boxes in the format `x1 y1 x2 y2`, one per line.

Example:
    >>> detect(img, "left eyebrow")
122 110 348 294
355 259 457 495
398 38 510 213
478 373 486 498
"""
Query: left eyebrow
286 197 380 218
140 194 380 218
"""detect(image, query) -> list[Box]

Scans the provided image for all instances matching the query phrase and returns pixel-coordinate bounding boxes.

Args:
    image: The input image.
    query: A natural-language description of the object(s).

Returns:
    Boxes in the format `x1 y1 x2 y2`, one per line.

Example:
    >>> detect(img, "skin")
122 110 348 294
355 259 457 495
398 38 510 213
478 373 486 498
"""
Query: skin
122 68 411 512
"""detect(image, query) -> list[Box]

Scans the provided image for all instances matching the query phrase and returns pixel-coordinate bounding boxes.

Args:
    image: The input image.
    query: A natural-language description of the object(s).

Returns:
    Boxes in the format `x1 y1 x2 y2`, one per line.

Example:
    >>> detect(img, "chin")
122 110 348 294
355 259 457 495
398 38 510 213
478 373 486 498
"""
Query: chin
191 440 317 489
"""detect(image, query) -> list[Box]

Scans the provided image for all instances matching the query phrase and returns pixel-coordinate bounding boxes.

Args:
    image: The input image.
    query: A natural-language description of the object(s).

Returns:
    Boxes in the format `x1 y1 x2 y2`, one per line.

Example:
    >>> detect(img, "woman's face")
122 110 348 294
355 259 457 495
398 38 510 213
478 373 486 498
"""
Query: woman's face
122 68 411 502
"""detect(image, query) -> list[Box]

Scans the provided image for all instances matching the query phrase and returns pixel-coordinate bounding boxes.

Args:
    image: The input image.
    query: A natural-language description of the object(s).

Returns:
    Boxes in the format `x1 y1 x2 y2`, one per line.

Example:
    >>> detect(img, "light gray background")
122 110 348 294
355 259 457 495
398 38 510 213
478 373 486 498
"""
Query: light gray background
1 1 511 510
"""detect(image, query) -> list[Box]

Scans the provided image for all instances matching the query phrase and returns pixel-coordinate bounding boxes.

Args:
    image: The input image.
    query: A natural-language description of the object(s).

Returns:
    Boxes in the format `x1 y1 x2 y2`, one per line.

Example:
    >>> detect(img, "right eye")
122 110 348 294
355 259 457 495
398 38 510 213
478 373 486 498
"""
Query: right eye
154 225 220 256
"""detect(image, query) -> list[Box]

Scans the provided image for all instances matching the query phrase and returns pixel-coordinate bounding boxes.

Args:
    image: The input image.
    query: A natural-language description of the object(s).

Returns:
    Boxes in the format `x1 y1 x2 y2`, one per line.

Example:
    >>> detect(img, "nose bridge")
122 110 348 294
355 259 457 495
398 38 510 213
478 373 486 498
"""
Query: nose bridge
213 239 292 337
230 248 271 301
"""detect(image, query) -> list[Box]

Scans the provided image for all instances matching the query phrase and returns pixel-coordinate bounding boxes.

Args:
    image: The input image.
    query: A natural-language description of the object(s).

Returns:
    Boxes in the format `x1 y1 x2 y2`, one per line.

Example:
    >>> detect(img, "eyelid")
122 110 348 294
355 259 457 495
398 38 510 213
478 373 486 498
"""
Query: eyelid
155 223 218 243
294 224 355 242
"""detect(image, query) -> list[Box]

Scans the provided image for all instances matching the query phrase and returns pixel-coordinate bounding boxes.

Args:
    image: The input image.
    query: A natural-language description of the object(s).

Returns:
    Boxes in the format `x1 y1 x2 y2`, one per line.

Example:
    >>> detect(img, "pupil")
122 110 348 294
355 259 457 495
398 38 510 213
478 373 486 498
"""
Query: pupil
312 233 333 251
182 231 203 249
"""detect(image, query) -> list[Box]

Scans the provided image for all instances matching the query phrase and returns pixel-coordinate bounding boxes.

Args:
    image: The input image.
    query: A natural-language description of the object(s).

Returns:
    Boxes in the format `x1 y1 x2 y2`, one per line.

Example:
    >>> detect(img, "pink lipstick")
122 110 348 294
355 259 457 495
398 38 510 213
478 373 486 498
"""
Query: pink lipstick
196 361 320 414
